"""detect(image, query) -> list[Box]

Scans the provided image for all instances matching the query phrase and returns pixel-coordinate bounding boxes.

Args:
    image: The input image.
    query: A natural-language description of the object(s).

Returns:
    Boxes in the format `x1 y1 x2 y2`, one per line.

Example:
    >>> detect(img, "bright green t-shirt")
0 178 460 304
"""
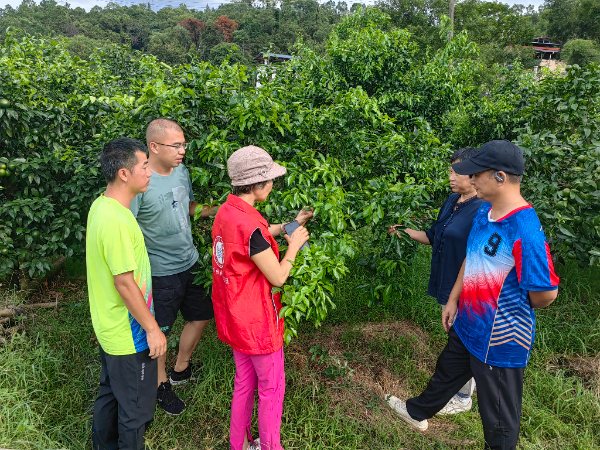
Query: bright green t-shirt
86 195 153 355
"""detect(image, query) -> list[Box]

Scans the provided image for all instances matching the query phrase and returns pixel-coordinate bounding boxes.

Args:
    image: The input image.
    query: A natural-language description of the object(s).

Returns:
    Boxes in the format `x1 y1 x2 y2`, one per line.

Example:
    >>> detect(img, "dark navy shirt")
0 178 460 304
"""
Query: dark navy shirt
425 193 484 305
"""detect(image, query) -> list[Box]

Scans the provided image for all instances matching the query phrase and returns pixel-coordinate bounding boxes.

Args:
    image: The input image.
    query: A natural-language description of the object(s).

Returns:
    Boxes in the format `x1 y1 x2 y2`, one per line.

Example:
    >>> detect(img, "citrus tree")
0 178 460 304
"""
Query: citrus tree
1 8 599 340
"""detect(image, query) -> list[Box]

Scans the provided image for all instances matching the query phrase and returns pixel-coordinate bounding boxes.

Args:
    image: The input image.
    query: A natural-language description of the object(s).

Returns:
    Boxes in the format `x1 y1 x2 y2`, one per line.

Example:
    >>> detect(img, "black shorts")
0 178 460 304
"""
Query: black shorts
152 262 214 336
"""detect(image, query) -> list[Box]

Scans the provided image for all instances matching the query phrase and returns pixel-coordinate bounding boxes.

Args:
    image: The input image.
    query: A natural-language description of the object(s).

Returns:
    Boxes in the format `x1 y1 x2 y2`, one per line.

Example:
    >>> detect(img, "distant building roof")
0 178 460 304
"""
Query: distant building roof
533 46 560 53
531 37 561 57
255 52 293 64
533 36 562 44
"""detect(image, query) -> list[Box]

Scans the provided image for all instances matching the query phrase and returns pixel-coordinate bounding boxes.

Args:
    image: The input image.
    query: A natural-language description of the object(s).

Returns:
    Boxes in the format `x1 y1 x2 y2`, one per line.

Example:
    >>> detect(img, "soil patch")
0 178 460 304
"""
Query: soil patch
551 355 600 398
288 321 476 447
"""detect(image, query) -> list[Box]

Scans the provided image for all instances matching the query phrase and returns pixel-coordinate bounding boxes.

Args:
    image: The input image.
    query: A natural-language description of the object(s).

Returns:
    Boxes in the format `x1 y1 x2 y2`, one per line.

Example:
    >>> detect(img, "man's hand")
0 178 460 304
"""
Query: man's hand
442 301 458 332
295 207 314 226
146 328 167 359
442 258 465 332
114 271 165 357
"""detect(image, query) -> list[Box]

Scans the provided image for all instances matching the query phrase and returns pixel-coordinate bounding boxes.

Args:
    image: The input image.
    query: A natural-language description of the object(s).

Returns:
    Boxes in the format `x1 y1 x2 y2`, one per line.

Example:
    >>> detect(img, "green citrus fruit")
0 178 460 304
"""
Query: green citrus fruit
574 217 583 225
0 98 10 108
7 162 16 171
0 248 8 255
50 132 57 138
562 188 571 195
577 155 586 162
32 230 40 238
0 168 6 177
0 163 6 170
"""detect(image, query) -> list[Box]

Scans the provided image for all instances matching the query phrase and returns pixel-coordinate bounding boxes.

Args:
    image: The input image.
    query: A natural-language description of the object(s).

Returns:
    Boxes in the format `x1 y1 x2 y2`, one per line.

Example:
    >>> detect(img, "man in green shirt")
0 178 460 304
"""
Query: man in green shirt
130 118 217 415
88 138 167 450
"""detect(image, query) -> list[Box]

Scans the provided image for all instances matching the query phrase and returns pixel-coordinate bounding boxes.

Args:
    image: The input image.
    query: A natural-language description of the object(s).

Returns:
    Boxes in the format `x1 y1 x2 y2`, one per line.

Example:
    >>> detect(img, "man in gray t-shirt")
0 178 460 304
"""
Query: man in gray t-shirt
130 118 217 416
131 164 198 276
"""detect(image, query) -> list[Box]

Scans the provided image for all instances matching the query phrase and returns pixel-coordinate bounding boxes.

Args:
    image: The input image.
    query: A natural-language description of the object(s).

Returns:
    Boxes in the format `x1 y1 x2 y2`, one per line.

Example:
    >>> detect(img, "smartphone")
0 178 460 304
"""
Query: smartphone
284 220 310 251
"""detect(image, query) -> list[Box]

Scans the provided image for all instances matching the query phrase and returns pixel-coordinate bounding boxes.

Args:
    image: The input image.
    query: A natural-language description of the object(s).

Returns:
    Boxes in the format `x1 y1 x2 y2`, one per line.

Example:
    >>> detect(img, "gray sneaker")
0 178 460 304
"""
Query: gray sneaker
386 395 428 431
437 395 472 415
248 438 260 450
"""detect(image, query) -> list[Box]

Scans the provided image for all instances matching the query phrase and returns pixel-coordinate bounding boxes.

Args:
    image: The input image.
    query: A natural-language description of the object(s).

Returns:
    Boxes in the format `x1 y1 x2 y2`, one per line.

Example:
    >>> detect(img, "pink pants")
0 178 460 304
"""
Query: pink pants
230 347 285 450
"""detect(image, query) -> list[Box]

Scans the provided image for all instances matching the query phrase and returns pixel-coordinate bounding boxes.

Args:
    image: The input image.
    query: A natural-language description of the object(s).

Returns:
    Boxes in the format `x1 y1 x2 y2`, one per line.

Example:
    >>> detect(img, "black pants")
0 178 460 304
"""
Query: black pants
407 328 524 450
92 347 158 450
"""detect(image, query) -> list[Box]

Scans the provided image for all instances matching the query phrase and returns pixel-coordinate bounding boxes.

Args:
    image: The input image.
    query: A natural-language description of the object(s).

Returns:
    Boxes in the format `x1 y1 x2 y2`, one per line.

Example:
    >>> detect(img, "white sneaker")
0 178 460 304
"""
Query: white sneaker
437 395 472 415
386 395 429 431
248 438 260 450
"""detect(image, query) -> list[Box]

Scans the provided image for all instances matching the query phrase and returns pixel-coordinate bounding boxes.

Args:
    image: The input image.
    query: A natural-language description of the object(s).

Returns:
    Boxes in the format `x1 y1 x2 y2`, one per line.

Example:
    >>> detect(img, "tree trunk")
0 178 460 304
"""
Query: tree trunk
17 256 67 301
449 0 455 41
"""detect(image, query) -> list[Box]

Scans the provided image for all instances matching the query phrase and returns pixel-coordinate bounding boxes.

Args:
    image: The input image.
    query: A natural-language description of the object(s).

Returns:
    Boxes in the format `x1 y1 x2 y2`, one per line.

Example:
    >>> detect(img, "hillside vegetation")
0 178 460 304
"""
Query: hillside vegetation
1 0 600 67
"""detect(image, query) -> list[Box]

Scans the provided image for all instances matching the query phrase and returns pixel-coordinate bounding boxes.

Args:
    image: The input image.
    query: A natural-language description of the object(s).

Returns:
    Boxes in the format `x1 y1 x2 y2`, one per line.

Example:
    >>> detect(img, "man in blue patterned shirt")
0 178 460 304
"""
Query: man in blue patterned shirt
388 140 559 450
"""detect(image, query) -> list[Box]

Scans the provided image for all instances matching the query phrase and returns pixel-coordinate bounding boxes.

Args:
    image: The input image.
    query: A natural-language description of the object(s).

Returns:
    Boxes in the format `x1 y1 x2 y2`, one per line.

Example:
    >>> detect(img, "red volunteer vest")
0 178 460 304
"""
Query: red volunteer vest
211 194 284 355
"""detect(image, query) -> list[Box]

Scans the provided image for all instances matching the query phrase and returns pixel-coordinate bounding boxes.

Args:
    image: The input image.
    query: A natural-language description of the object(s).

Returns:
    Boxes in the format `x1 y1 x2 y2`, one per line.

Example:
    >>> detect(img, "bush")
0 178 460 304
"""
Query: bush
209 42 250 66
518 64 600 265
1 8 599 339
561 39 600 66
66 34 107 61
0 22 448 338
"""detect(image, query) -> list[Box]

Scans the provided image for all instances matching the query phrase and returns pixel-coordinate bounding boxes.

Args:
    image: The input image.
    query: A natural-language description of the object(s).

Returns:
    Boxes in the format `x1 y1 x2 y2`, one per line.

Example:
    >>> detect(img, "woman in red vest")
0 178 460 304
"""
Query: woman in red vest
212 145 312 450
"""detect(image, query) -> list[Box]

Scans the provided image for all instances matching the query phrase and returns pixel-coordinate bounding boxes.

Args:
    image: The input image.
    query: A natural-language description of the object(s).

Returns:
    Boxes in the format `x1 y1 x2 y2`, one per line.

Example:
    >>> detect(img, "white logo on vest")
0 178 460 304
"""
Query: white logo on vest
214 236 224 268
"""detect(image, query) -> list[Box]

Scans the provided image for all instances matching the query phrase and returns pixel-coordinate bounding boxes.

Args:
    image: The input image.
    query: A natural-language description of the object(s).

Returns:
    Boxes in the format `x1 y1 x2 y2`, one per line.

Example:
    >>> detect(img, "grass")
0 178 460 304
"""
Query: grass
0 248 599 449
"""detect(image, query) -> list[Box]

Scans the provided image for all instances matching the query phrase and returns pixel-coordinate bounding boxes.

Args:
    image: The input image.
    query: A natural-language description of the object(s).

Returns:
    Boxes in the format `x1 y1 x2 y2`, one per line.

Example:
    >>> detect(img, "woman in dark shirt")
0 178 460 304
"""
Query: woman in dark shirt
389 147 483 415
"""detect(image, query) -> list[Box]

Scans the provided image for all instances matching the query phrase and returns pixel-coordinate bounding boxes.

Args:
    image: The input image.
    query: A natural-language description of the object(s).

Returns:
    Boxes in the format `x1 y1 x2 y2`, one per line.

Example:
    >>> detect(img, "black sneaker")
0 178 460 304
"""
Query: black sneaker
157 381 186 415
169 361 203 386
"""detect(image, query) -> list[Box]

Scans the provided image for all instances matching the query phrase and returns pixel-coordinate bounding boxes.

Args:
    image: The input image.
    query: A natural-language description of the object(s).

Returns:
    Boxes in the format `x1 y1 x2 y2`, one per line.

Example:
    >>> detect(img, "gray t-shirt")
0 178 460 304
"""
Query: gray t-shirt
130 164 198 277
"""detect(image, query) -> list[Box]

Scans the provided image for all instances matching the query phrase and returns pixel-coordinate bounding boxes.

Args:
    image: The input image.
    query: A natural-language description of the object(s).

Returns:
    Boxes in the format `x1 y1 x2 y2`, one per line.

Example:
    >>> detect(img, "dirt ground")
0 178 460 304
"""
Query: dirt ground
286 321 478 446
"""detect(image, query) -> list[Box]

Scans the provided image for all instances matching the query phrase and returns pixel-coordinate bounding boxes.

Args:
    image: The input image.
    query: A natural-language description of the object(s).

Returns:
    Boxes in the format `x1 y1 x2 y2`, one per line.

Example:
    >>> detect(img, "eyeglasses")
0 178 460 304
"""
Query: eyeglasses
154 142 189 150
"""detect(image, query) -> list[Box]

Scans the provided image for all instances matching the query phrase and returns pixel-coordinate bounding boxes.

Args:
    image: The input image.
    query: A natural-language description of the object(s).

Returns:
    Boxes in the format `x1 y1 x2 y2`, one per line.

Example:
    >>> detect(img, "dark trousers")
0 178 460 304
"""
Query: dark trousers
92 347 158 450
407 328 524 450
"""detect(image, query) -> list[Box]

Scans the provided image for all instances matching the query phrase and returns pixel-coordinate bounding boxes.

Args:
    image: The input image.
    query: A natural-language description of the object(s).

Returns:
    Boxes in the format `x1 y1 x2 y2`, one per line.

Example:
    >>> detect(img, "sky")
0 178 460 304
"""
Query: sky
1 0 545 12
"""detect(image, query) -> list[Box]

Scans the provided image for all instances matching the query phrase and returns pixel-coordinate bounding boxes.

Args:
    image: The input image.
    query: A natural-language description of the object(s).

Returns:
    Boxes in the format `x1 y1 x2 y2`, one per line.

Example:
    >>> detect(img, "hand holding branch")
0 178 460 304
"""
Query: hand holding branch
295 206 314 226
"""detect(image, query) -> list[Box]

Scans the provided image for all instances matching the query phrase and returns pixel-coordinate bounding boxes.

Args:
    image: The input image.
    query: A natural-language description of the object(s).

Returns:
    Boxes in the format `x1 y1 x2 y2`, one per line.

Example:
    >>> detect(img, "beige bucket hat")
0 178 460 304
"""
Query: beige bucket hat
227 145 287 186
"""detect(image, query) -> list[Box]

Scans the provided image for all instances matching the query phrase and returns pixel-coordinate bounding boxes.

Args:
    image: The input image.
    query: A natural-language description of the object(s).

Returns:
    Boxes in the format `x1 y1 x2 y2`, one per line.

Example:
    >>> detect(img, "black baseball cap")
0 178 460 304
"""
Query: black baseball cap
451 140 525 176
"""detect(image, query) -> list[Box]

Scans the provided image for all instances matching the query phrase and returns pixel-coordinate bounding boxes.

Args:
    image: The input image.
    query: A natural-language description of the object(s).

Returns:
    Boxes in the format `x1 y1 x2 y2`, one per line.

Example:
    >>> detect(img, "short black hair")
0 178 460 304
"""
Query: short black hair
232 180 270 196
100 138 148 183
450 147 479 163
508 174 523 184
484 170 523 184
